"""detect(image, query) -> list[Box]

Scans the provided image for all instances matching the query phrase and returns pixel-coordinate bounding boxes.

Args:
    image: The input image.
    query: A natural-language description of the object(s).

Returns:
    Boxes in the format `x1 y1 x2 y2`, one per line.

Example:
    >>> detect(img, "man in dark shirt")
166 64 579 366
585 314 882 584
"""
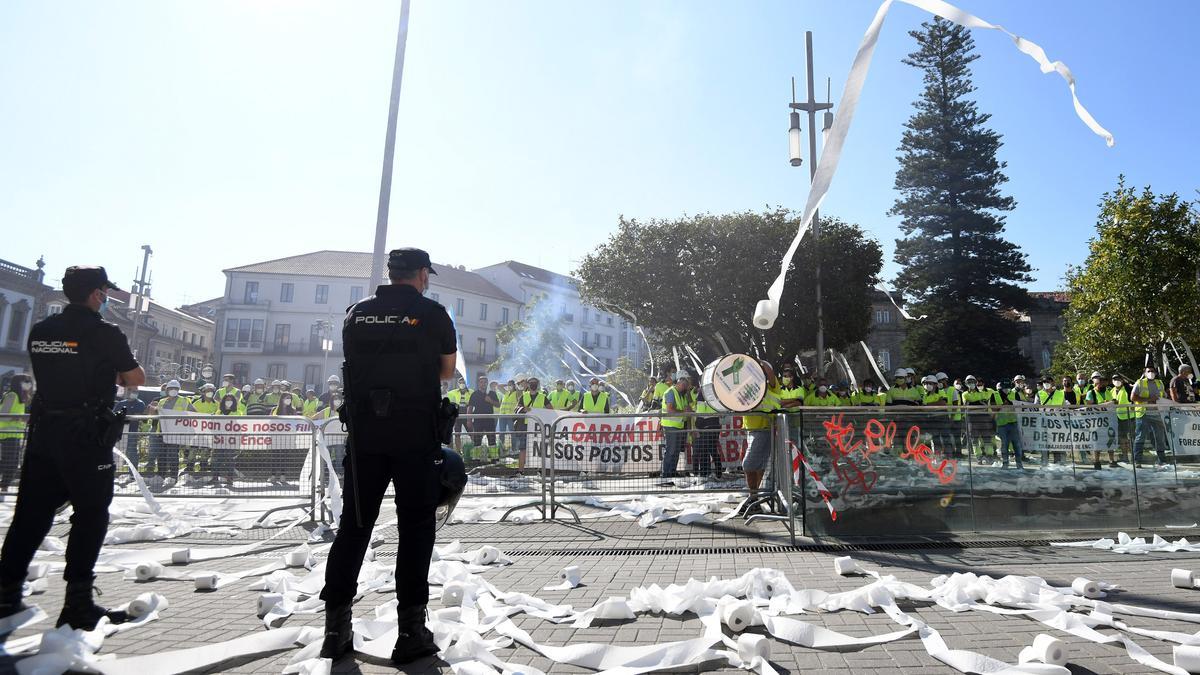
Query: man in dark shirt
320 249 457 665
1170 365 1196 403
0 266 146 629
466 375 497 459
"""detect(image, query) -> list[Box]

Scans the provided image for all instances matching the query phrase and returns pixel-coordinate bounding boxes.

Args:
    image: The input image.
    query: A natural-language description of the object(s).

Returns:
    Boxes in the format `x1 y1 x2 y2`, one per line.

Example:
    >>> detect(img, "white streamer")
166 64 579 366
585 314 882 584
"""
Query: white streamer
756 0 1113 329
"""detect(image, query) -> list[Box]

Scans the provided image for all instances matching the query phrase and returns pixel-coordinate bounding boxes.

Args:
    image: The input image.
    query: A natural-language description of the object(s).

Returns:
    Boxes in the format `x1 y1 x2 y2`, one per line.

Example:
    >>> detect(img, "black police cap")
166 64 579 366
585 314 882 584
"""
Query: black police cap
387 248 437 275
63 266 120 296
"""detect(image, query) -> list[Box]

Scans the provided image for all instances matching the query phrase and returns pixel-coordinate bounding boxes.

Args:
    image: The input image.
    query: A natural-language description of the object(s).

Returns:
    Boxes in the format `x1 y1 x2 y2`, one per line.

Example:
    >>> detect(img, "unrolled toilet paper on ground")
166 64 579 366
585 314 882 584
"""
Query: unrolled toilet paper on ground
26 563 49 581
1175 645 1200 673
1019 634 1068 666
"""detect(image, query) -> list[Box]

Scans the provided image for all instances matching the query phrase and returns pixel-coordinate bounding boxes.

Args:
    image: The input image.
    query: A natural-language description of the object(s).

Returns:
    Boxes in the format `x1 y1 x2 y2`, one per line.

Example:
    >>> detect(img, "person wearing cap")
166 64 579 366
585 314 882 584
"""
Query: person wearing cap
1084 372 1119 469
660 372 695 479
1170 364 1196 404
320 248 457 664
320 374 342 407
1131 365 1169 467
0 266 145 630
216 373 240 405
244 378 273 415
803 378 838 407
852 379 886 408
565 379 581 410
580 377 610 414
156 379 192 487
550 379 573 411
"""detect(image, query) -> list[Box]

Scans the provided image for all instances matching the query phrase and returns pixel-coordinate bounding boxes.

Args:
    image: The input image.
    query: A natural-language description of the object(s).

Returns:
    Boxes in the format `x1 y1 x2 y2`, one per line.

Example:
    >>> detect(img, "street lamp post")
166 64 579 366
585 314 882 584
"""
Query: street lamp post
788 31 833 377
128 245 152 360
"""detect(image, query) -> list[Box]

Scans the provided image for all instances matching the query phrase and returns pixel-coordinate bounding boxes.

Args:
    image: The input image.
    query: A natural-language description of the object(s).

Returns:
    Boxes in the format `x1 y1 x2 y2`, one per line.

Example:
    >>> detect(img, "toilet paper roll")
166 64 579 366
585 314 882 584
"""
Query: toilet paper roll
561 566 581 585
1018 634 1067 666
127 592 166 619
471 546 501 566
283 547 310 568
737 633 771 663
1172 568 1196 589
136 562 165 581
257 593 284 618
441 582 466 607
193 574 220 591
26 578 47 594
26 564 48 581
753 300 778 330
721 600 756 633
171 549 191 565
1071 577 1101 598
1173 645 1200 673
833 556 859 576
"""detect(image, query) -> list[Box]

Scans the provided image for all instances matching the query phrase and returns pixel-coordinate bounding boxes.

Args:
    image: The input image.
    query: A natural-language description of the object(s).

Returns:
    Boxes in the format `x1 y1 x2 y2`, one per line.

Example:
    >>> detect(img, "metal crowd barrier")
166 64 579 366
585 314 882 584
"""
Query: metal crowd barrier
790 403 1200 537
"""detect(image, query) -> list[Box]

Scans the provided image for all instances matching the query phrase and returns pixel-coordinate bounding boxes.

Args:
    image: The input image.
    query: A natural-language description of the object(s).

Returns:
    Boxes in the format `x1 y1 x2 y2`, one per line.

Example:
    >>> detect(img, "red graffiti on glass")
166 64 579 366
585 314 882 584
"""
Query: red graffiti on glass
901 426 958 484
863 418 896 456
822 414 878 494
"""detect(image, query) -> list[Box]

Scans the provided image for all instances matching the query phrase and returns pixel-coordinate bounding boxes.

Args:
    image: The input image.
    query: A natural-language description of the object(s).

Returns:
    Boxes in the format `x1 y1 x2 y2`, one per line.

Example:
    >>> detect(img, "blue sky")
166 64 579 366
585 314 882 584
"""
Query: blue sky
2 1 1196 308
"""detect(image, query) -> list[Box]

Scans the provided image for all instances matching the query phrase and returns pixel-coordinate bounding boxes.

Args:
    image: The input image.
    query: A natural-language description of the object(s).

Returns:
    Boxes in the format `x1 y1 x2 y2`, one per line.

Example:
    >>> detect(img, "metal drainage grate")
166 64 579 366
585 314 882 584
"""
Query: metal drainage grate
372 539 1056 558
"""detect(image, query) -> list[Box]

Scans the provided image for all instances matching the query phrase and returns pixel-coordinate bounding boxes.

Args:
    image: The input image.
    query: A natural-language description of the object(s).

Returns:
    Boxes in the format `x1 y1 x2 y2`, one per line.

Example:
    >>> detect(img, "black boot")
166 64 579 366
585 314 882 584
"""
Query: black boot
0 580 27 620
391 605 438 664
319 602 353 659
56 580 128 630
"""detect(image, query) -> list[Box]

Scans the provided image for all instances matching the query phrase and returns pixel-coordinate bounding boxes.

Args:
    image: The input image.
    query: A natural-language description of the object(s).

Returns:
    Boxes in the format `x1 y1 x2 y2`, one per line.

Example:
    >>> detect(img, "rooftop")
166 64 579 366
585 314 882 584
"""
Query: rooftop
224 250 519 303
475 260 579 290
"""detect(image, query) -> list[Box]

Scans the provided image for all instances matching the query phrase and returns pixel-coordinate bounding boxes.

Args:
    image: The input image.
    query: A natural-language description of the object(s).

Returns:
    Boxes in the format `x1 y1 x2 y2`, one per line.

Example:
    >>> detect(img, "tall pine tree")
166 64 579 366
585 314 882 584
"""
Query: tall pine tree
890 18 1032 382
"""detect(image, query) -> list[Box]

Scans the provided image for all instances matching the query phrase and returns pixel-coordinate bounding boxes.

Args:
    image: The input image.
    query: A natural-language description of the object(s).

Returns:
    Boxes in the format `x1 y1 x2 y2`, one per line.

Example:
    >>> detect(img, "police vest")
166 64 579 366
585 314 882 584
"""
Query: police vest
582 391 609 413
661 387 694 429
343 286 445 416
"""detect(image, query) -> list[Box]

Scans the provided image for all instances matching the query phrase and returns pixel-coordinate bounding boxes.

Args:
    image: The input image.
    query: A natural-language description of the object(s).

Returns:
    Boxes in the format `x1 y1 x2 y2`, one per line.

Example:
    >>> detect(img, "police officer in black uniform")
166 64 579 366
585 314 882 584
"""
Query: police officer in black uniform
0 266 146 629
320 248 457 664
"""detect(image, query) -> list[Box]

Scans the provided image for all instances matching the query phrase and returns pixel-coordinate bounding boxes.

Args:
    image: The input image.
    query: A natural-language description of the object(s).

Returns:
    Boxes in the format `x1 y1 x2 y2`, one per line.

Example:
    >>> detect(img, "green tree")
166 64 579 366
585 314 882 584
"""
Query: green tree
489 294 570 381
1053 179 1200 376
890 18 1032 382
606 355 648 412
574 209 883 368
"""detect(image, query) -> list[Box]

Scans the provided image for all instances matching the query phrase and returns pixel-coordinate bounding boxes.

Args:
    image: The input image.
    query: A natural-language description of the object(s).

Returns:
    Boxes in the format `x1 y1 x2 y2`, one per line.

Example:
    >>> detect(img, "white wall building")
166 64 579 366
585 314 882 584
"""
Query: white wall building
0 257 51 378
214 251 521 392
474 261 649 375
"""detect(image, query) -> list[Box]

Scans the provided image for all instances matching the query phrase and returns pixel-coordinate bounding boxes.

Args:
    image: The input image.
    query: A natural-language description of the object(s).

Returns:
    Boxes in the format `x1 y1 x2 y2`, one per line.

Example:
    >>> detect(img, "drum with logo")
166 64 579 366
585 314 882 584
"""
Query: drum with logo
700 354 767 413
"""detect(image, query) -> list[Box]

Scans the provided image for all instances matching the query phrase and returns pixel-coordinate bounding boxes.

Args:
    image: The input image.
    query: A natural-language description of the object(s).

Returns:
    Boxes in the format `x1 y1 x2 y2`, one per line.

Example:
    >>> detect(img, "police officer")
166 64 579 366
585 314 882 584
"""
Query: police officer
320 249 456 665
0 266 145 629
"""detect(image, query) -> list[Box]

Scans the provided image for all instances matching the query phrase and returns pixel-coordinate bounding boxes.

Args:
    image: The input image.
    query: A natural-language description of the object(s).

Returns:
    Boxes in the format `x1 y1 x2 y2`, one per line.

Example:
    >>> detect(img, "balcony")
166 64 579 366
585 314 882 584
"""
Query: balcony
464 352 497 366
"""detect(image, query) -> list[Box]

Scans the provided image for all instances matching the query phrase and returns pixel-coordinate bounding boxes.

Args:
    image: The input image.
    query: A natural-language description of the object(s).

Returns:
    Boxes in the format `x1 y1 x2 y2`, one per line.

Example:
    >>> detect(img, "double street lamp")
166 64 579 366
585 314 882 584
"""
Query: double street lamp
787 31 833 376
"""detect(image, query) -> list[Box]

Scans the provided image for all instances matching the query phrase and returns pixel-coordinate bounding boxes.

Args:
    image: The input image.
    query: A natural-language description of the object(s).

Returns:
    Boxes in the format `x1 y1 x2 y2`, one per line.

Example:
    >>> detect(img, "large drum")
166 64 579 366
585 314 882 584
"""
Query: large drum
700 354 767 413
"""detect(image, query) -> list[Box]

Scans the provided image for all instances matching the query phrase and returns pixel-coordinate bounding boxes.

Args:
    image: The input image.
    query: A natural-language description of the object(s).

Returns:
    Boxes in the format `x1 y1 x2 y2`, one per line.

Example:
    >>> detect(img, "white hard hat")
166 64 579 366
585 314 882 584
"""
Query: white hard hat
281 380 291 387
894 369 906 378
922 375 938 385
936 372 949 382
964 375 977 383
167 379 181 389
254 378 265 386
202 383 215 391
327 374 341 384
271 379 282 386
905 368 917 376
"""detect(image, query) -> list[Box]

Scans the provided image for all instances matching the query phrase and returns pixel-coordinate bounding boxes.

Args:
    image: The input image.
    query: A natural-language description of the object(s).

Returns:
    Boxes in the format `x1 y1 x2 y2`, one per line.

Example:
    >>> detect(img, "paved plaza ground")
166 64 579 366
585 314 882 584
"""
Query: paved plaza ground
3 499 1200 674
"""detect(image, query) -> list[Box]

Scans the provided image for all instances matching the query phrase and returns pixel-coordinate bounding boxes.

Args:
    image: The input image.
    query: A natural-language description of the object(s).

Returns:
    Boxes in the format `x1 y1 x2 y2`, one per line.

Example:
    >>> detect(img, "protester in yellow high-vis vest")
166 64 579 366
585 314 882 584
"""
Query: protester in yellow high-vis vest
0 374 32 494
447 378 473 453
215 373 240 405
565 381 581 410
1084 372 1119 469
496 379 519 452
1131 366 1169 466
739 361 782 516
993 380 1023 469
1108 374 1134 464
515 377 549 467
580 378 610 414
639 376 659 412
190 384 220 414
660 374 695 478
549 380 573 410
692 388 723 478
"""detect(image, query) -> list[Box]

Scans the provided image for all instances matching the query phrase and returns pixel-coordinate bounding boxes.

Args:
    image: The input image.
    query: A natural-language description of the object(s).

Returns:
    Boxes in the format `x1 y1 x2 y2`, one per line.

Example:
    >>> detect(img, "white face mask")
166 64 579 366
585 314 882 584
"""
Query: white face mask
1076 379 1086 386
328 384 339 392
332 398 342 407
818 385 828 394
567 385 575 391
458 383 467 390
954 384 964 390
1146 372 1157 380
281 396 292 406
924 384 936 392
167 389 179 398
224 380 234 388
1112 380 1121 387
223 400 235 410
204 392 214 399
255 386 265 394
1043 383 1054 391
864 386 875 394
504 385 513 392
126 390 137 399
591 385 600 392
21 382 33 392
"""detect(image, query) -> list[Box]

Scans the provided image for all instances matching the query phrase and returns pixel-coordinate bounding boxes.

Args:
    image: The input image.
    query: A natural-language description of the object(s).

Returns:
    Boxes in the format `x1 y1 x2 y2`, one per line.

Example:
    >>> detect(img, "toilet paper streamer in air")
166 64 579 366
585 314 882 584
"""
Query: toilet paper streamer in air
1019 634 1067 666
755 0 1113 329
543 566 582 591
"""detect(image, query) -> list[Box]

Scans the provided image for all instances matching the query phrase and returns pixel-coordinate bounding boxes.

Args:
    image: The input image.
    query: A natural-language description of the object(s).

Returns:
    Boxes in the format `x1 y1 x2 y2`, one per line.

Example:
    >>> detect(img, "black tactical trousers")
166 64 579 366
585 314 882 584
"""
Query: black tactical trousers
0 421 114 585
321 428 441 610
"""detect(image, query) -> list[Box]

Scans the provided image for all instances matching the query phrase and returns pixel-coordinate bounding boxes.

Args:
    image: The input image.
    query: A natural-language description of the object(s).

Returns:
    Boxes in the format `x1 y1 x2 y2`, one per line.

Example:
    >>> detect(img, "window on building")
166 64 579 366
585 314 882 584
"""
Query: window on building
479 303 488 321
455 298 465 318
477 337 486 358
6 303 29 345
244 281 259 304
604 358 612 370
304 364 321 391
199 335 204 348
350 286 363 303
47 304 62 315
606 315 613 326
582 331 588 345
875 309 891 325
500 307 509 325
182 330 189 344
267 363 287 380
274 323 290 349
1041 344 1052 370
232 362 250 383
603 335 612 348
876 350 891 373
315 285 329 304
251 319 264 346
280 283 294 303
594 311 601 323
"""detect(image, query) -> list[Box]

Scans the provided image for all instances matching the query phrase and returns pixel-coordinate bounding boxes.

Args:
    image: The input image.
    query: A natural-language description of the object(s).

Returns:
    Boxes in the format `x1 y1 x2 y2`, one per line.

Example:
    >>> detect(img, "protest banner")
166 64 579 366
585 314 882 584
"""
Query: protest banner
156 411 315 451
1167 406 1200 456
1015 404 1118 456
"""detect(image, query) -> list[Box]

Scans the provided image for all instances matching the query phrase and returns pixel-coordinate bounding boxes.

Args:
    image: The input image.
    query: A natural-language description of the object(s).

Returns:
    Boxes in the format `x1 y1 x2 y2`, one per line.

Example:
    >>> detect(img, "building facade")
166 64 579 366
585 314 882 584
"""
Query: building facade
213 251 522 392
0 257 52 378
474 261 649 377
